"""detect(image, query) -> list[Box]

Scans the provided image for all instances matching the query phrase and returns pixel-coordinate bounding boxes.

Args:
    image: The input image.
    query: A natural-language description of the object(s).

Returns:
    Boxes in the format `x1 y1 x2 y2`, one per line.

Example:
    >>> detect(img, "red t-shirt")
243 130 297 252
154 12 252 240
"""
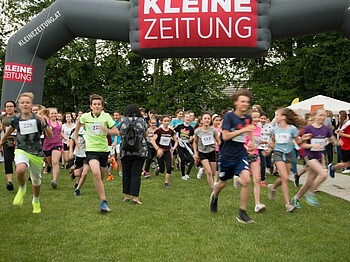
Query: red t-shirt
340 121 350 151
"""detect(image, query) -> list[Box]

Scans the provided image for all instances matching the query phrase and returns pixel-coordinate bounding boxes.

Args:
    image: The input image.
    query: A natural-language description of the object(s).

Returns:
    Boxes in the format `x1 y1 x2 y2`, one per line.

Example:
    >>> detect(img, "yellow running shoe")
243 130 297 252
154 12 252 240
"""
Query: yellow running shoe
32 200 41 214
13 186 27 206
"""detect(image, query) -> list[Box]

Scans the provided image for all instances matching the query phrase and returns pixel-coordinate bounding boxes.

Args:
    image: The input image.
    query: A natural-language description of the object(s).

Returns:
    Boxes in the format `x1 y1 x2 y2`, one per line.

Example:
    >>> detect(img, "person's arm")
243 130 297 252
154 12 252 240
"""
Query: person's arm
0 126 15 145
150 133 159 150
192 134 199 160
172 134 178 151
222 124 255 141
214 131 221 147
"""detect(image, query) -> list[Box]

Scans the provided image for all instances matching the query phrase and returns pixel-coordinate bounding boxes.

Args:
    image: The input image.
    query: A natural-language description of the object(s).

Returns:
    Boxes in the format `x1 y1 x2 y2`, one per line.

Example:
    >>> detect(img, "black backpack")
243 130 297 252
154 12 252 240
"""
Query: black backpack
121 117 140 152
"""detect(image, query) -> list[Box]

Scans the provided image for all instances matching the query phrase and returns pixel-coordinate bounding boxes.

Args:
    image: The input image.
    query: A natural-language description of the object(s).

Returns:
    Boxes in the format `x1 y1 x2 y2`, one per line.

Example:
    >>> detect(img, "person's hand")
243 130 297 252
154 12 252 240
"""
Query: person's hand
242 124 255 133
157 148 164 158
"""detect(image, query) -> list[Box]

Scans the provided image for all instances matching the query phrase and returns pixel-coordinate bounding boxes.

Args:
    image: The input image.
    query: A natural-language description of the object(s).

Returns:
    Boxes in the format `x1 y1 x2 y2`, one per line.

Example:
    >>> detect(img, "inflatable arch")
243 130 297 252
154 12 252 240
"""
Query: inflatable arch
2 0 350 106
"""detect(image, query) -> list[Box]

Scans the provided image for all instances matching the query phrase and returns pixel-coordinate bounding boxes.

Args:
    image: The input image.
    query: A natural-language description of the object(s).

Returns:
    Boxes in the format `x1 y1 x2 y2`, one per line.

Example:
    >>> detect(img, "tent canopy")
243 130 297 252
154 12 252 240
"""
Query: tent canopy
287 95 350 115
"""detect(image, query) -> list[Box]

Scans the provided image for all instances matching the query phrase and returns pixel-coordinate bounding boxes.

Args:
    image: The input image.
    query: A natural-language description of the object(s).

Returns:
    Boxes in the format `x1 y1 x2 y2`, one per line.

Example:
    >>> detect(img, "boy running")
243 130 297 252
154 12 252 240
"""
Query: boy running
74 94 118 213
209 89 256 224
0 92 52 214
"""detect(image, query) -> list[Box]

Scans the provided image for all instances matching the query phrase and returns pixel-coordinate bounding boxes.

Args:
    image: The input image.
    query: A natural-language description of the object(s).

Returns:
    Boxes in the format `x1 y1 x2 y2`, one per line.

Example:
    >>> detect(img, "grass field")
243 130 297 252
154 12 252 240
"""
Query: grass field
0 166 349 262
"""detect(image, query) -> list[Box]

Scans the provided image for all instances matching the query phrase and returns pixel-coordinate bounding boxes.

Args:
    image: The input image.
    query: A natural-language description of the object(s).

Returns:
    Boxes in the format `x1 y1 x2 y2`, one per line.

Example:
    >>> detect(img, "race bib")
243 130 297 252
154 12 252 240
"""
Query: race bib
159 136 171 146
202 135 215 146
232 133 245 143
19 119 38 135
254 136 260 147
261 135 270 142
275 133 291 144
310 138 326 151
89 123 103 135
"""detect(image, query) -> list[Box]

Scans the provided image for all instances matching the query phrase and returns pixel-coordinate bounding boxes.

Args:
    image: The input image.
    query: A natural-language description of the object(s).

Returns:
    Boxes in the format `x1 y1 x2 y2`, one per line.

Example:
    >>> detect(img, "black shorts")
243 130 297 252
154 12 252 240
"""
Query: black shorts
74 156 87 169
86 151 109 167
341 149 350 163
199 151 216 162
43 146 63 157
63 143 69 151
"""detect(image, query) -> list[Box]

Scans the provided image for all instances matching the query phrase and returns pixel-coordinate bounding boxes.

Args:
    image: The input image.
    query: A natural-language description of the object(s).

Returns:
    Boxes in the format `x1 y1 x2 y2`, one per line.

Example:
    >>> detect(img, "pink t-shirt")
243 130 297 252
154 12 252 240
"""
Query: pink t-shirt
43 119 62 151
245 125 261 155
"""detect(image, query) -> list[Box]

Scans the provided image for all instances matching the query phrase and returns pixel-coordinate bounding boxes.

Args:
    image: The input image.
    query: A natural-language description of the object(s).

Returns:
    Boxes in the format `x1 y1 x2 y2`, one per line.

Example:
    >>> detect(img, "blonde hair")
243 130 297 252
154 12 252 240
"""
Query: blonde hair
277 108 306 129
19 92 34 101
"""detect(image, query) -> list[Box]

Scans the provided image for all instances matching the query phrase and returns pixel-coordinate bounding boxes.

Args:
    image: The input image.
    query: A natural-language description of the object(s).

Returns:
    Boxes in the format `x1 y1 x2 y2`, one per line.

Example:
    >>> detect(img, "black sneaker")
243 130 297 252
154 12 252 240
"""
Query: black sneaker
236 209 255 224
154 167 160 176
6 182 14 191
294 173 300 187
209 192 218 213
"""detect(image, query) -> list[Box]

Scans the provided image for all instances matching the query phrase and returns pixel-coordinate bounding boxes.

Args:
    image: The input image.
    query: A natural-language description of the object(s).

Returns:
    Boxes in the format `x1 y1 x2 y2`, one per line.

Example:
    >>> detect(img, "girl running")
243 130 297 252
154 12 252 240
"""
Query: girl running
211 114 222 182
0 92 52 213
42 108 63 189
61 112 76 169
193 113 220 190
291 108 337 207
143 117 158 178
265 108 306 212
151 115 178 189
175 112 195 180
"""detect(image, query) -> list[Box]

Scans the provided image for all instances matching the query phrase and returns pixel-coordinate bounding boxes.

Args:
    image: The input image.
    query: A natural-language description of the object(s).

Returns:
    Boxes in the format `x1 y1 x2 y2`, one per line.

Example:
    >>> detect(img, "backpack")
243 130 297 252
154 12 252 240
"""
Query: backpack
121 117 140 152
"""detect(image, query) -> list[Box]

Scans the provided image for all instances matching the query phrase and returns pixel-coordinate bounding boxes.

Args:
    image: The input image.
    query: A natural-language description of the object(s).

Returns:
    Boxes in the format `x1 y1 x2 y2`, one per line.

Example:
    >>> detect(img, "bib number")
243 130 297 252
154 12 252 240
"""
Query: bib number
159 136 171 146
275 133 291 144
202 135 215 146
310 138 326 151
19 119 38 135
90 123 102 135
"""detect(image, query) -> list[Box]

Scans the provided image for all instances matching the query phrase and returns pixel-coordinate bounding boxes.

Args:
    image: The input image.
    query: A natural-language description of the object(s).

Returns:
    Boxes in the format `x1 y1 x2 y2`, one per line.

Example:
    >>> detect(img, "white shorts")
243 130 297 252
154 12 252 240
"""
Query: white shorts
14 150 43 178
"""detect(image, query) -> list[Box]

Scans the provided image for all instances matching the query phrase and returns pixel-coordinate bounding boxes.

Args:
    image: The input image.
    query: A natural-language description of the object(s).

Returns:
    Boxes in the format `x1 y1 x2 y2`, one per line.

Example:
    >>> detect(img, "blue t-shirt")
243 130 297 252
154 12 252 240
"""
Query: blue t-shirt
272 125 299 154
111 120 121 145
170 118 183 128
219 112 252 161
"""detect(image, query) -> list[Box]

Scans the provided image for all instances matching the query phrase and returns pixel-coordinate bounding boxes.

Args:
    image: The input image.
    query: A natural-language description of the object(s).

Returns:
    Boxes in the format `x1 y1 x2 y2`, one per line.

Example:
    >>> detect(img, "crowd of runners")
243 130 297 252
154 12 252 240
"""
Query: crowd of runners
1 90 349 224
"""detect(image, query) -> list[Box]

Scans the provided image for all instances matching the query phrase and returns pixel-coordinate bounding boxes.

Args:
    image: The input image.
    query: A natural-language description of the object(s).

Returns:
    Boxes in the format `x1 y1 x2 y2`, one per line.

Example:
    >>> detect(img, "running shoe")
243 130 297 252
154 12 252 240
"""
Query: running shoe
285 203 296 212
100 200 111 213
74 188 81 196
50 180 57 189
291 197 301 209
294 173 300 187
164 183 170 189
185 174 190 180
260 181 267 187
236 209 255 224
144 171 151 178
107 174 115 181
305 193 320 207
154 167 160 176
267 184 276 200
32 200 41 214
209 192 218 213
13 186 27 206
328 163 335 178
233 176 240 188
6 182 14 191
196 168 203 179
341 168 350 174
254 203 266 213
181 176 188 181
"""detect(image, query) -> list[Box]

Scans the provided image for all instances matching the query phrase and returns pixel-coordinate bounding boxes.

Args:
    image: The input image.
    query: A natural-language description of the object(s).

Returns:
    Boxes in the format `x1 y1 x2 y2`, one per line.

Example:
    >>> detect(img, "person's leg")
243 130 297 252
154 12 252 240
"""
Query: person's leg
251 161 262 206
3 143 14 190
51 150 61 185
275 162 291 205
326 143 333 164
89 159 107 201
258 149 267 182
184 149 194 176
201 159 214 189
309 161 328 193
77 164 90 190
164 151 172 185
178 147 186 177
121 157 132 200
130 158 145 203
13 162 27 206
295 165 318 199
239 169 251 211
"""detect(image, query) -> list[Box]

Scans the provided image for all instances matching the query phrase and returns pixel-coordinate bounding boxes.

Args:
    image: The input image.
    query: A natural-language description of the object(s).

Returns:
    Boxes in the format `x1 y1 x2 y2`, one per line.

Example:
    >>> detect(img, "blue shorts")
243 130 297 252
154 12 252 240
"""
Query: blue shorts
218 157 250 181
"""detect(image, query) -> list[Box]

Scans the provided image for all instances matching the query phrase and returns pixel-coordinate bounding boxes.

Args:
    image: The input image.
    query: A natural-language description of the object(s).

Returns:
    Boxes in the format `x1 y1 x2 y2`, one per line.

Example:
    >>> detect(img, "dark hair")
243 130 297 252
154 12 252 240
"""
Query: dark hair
231 88 252 103
89 94 103 105
261 112 268 117
161 115 171 121
4 100 16 108
124 104 142 117
63 112 73 124
277 108 306 129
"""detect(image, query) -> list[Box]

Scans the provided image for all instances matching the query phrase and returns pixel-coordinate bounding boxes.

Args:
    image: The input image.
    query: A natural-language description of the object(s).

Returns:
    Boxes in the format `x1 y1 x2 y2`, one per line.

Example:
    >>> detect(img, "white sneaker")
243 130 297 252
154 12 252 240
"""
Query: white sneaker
181 176 188 181
341 169 350 174
254 203 266 213
185 174 190 179
197 167 204 179
233 176 240 188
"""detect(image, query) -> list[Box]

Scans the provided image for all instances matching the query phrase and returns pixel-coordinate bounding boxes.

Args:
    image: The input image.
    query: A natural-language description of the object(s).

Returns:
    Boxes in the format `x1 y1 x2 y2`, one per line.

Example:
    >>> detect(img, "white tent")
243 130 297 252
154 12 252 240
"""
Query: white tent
287 95 350 115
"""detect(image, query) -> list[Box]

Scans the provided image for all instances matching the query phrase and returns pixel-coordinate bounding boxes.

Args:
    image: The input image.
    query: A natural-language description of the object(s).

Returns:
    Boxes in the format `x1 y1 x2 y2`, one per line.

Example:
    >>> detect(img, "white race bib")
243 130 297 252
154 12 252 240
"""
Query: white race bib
261 135 270 142
310 138 326 151
201 135 215 146
89 123 102 135
159 136 171 146
275 133 291 144
19 119 38 135
254 136 260 147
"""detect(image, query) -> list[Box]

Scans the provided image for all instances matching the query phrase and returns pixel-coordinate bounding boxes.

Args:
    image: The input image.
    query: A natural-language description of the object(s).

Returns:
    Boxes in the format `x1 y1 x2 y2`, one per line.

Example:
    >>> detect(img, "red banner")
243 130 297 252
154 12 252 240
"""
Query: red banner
4 62 33 83
139 0 257 49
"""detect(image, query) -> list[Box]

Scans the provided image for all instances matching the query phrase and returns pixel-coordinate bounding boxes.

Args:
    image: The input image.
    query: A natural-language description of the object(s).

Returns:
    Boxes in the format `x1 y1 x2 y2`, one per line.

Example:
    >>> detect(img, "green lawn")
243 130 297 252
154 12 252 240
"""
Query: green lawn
0 167 349 261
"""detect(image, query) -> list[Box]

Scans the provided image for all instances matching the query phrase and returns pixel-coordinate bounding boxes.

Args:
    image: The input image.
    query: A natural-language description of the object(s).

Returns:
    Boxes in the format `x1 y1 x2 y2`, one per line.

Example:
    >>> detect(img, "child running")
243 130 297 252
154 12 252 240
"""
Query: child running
74 94 118 213
209 89 256 224
291 108 337 208
143 117 158 178
151 115 178 189
193 112 220 191
0 92 52 213
265 108 306 212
